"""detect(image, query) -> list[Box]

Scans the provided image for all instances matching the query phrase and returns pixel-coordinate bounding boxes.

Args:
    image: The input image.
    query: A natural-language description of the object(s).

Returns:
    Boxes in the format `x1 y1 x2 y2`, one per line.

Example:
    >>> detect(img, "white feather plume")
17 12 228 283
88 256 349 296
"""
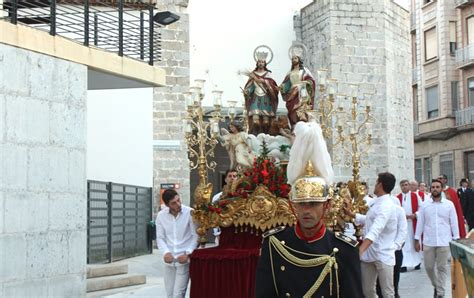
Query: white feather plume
287 121 334 185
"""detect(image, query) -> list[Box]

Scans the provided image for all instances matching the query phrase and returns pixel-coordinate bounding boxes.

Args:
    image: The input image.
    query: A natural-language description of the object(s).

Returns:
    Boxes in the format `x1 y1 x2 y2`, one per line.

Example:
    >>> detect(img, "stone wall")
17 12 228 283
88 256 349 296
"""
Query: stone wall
0 44 87 295
152 0 191 209
297 0 412 190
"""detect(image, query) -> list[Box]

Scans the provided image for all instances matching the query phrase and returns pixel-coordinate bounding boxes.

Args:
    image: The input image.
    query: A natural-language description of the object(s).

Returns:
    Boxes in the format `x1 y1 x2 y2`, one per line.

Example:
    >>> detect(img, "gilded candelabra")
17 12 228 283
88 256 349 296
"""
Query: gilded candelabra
310 69 339 141
333 85 374 237
184 79 226 244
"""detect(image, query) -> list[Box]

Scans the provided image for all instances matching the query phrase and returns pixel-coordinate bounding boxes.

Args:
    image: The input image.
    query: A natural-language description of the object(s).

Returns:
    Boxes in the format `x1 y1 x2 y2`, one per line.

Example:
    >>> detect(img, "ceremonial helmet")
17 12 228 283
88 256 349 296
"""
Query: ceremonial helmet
287 122 334 203
291 161 330 203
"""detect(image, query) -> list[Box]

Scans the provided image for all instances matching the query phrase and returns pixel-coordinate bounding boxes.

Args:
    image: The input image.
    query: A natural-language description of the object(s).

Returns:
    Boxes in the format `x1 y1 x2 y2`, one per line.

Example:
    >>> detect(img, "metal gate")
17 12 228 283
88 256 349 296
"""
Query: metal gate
87 180 153 264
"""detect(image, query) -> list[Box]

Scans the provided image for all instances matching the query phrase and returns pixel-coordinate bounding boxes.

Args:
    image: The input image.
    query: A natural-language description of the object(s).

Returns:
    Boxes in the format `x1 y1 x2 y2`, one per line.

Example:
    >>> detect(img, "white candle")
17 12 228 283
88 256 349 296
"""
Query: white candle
212 90 223 107
317 69 328 86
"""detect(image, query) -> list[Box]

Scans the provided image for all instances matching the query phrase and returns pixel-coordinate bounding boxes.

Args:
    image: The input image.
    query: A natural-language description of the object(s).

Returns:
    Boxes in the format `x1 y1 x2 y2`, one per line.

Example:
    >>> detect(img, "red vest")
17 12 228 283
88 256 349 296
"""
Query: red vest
397 192 419 232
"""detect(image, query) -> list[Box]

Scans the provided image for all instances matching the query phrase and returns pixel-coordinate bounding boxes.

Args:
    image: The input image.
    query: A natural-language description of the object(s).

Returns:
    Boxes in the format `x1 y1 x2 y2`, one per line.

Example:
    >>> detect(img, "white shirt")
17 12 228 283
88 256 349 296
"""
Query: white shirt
414 197 459 247
390 196 408 251
358 194 399 265
155 205 198 257
212 192 222 203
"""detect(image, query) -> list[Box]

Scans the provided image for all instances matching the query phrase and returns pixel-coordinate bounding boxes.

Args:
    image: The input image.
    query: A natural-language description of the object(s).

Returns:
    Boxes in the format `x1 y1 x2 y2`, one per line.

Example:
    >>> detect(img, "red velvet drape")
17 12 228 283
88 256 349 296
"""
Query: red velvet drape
190 226 263 298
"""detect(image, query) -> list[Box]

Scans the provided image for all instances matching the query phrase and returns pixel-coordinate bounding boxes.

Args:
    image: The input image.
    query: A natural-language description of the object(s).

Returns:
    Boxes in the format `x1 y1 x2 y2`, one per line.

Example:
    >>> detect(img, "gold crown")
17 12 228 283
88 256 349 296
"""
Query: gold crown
291 161 329 203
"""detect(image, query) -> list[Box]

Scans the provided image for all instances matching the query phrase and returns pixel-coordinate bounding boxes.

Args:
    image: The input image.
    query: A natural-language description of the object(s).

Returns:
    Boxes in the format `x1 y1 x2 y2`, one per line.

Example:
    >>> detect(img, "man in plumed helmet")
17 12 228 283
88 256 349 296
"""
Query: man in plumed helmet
255 121 363 298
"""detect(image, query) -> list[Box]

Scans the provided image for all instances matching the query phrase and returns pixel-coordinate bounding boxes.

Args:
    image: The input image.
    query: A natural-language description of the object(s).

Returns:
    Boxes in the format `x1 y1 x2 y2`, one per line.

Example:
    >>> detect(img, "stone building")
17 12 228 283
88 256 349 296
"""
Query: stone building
0 5 166 295
152 0 191 208
411 0 474 186
295 0 412 189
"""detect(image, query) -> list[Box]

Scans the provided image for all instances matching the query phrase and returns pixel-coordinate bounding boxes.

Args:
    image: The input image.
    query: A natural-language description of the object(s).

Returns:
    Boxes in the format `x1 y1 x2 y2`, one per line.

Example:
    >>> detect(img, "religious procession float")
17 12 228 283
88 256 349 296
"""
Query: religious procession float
184 43 374 298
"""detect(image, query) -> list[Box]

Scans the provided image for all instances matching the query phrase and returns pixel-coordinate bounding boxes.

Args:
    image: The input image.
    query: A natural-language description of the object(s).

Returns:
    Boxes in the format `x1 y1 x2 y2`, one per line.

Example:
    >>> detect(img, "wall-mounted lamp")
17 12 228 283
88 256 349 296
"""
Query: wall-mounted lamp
153 11 180 26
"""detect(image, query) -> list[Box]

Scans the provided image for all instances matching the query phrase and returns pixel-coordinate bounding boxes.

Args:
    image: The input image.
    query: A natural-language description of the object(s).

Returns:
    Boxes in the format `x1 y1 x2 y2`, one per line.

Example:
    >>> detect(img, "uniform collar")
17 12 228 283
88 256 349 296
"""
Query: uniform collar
295 222 326 243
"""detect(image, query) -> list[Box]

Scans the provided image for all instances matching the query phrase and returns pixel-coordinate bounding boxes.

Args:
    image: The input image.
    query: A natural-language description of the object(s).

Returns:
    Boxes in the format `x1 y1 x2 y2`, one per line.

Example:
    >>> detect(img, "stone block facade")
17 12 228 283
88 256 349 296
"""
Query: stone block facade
0 43 87 296
296 0 412 189
153 0 191 209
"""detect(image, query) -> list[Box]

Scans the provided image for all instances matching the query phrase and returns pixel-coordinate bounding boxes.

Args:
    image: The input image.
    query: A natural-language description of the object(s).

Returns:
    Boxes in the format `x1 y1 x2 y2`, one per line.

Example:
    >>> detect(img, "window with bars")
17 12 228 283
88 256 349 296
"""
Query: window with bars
440 153 454 187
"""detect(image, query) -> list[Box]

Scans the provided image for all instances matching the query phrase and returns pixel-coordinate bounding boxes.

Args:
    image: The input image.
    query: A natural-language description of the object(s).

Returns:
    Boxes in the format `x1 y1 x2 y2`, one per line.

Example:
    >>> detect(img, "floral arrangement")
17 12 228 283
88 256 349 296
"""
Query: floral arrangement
201 141 291 214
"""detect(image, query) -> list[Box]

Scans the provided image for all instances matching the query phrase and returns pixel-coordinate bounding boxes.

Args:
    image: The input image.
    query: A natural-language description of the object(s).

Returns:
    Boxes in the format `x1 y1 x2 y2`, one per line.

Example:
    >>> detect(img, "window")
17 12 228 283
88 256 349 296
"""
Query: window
466 151 474 182
424 0 432 4
440 153 454 187
449 22 457 55
424 157 432 184
451 81 458 113
414 157 432 185
412 33 417 67
415 159 423 183
468 16 474 45
426 85 439 119
469 77 474 107
413 86 418 121
424 27 437 61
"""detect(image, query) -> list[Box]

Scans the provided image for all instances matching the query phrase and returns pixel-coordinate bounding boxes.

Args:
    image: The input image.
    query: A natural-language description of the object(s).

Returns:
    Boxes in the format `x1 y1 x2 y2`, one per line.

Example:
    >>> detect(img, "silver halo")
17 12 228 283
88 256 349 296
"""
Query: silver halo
288 42 308 60
253 45 274 64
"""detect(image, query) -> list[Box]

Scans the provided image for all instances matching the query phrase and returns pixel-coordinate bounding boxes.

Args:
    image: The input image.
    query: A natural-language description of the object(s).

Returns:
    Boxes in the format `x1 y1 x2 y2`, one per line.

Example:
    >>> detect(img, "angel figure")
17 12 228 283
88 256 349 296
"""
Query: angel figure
219 122 255 170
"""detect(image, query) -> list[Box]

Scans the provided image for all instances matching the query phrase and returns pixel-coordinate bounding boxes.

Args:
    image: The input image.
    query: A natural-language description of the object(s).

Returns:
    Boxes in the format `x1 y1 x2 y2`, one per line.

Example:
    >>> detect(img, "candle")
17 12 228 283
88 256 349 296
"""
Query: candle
194 79 206 89
350 84 358 97
327 79 337 95
190 87 201 105
317 69 328 86
212 90 223 107
184 92 193 108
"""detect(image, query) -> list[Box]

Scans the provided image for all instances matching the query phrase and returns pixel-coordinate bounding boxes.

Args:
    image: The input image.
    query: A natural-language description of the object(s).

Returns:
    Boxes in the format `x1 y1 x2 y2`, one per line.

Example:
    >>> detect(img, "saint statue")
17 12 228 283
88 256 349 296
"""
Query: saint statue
243 45 279 135
280 43 316 128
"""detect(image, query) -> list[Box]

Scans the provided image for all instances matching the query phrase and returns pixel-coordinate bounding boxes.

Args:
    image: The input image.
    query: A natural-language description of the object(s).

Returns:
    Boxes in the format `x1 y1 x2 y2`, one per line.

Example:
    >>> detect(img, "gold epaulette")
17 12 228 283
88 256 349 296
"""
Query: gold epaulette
262 226 285 238
334 232 359 247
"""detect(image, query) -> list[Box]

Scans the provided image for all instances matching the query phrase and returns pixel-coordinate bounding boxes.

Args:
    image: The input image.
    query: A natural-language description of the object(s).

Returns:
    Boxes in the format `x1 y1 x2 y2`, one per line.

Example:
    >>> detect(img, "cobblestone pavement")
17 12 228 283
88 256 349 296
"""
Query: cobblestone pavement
96 250 453 298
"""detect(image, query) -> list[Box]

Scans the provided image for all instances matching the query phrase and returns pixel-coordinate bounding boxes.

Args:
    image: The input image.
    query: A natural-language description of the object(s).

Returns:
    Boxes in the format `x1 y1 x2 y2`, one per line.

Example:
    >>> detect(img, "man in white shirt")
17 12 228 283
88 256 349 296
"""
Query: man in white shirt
358 172 400 298
156 189 198 298
211 169 238 242
211 169 238 203
415 179 459 298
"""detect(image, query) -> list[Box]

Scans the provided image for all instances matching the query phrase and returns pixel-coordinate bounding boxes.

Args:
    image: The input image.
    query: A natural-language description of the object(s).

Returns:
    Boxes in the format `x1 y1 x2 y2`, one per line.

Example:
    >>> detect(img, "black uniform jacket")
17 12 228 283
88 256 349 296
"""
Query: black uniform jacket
255 226 363 298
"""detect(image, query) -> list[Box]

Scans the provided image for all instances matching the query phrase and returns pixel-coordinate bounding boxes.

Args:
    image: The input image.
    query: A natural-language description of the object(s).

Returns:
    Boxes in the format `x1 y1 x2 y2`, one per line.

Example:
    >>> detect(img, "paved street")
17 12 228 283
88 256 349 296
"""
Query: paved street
89 248 455 298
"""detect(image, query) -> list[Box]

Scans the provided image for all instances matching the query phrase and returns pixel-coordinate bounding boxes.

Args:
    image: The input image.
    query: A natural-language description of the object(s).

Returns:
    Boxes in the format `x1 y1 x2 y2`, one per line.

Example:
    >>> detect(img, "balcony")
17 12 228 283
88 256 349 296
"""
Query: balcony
455 45 474 69
0 0 163 65
455 0 474 8
456 106 474 126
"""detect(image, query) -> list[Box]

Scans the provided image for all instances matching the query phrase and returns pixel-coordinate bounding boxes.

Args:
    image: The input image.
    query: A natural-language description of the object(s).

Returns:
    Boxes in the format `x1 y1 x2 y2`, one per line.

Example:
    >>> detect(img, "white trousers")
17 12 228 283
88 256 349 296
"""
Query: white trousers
361 261 394 298
423 245 450 296
164 261 190 298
